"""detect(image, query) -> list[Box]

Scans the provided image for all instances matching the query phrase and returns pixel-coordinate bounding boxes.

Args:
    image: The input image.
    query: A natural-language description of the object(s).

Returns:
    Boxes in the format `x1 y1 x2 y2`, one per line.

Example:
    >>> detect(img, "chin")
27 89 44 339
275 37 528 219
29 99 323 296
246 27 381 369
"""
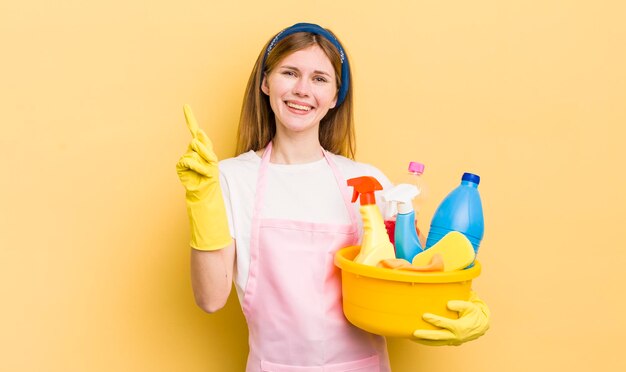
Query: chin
277 118 320 133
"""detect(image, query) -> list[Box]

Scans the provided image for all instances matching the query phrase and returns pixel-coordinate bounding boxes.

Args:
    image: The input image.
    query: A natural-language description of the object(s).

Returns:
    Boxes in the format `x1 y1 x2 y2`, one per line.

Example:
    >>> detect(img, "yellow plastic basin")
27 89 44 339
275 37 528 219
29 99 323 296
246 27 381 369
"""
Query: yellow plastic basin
334 245 481 338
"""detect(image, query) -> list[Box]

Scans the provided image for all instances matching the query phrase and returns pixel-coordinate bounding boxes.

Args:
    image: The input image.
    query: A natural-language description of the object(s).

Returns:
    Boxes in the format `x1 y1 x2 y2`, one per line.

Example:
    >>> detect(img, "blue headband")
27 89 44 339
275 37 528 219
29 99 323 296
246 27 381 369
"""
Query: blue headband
262 23 350 107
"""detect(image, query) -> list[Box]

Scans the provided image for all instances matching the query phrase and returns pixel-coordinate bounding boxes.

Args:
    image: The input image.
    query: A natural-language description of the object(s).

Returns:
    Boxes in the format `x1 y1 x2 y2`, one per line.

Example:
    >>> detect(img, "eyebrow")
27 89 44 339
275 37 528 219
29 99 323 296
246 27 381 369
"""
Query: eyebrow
280 65 332 77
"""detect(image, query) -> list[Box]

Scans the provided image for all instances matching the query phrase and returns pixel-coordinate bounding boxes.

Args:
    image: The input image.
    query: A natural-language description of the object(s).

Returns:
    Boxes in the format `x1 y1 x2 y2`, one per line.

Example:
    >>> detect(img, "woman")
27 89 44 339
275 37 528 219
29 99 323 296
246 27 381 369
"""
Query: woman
177 23 490 372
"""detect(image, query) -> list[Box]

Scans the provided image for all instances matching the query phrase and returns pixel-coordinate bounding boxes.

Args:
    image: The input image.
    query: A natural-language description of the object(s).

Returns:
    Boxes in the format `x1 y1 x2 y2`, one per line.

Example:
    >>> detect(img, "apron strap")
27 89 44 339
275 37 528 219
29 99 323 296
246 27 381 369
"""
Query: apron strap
321 149 360 230
252 141 274 219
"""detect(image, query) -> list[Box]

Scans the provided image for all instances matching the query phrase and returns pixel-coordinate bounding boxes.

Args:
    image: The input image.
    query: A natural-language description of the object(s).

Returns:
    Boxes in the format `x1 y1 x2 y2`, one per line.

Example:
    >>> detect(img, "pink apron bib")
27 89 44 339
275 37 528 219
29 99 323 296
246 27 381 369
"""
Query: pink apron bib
241 142 389 372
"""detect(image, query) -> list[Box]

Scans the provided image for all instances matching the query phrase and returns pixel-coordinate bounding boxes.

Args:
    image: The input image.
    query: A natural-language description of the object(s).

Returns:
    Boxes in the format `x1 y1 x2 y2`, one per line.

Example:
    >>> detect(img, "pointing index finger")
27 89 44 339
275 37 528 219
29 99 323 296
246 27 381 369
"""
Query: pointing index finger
183 104 199 138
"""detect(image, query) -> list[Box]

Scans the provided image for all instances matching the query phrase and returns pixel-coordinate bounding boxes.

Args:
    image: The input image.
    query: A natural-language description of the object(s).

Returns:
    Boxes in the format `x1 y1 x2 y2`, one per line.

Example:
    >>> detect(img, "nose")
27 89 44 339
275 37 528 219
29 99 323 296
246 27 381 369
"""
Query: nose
292 77 310 97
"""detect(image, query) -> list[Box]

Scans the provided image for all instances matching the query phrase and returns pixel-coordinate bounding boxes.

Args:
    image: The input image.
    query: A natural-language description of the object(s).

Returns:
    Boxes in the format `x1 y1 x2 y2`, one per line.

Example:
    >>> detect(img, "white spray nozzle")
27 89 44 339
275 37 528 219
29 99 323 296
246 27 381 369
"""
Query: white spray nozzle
381 183 420 215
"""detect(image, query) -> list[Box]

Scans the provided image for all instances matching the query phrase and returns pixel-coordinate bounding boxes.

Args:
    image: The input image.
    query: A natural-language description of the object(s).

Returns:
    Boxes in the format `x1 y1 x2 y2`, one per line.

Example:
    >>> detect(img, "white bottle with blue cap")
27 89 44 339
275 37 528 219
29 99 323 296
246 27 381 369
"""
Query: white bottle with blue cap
425 172 485 261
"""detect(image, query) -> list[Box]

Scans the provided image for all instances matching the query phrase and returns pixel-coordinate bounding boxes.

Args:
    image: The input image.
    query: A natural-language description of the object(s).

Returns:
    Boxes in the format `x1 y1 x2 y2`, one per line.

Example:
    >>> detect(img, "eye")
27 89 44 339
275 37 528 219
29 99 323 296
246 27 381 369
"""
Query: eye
281 70 297 77
314 76 329 83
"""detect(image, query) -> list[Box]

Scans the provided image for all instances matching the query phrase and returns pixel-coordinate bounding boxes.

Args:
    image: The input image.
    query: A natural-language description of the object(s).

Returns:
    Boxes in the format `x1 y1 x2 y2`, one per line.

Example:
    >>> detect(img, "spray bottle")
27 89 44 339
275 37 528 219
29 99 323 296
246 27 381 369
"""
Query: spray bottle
384 162 427 245
347 176 396 266
382 184 424 262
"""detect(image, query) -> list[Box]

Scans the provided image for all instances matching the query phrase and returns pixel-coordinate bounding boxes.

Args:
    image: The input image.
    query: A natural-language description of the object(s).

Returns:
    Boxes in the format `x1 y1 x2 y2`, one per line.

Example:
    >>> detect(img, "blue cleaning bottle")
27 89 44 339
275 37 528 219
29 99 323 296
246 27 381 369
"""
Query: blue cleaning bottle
382 184 424 261
425 173 484 260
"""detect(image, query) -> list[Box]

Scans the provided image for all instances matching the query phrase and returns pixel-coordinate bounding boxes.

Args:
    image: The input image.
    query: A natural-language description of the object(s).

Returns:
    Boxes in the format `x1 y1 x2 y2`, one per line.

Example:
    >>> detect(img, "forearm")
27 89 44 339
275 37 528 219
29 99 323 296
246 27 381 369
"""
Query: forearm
190 241 236 313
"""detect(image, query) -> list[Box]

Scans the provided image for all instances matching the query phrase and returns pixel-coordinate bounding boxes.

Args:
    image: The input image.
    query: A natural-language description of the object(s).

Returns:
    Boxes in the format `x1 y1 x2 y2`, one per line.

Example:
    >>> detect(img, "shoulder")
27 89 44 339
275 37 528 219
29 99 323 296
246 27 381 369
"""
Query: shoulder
328 152 393 188
219 150 260 176
218 151 261 194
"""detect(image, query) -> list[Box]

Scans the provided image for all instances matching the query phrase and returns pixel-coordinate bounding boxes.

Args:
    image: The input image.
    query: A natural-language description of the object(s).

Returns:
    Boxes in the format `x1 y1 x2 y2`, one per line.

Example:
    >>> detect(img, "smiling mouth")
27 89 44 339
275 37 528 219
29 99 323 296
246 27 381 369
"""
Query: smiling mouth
285 101 313 112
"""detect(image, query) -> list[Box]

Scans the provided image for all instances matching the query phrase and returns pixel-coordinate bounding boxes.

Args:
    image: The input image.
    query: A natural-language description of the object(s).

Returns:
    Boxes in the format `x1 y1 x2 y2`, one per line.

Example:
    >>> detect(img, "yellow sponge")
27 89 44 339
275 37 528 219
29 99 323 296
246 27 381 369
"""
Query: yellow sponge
412 231 476 271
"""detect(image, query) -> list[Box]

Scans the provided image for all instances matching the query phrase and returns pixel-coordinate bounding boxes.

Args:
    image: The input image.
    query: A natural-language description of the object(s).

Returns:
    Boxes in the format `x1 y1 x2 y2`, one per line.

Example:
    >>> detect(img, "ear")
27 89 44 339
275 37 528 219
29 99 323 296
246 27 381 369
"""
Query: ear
261 74 270 96
330 94 338 109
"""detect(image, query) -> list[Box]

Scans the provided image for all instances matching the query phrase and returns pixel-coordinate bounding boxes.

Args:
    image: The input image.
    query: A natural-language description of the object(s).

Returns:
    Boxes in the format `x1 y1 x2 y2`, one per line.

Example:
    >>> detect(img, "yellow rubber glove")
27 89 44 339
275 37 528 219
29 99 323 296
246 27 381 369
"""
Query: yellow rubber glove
176 104 232 251
412 291 490 346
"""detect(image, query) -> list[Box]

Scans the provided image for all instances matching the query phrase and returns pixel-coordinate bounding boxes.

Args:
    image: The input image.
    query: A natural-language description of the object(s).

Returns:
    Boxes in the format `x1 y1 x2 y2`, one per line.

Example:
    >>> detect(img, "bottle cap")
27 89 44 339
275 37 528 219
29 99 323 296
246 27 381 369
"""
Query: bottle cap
462 172 480 185
408 162 425 174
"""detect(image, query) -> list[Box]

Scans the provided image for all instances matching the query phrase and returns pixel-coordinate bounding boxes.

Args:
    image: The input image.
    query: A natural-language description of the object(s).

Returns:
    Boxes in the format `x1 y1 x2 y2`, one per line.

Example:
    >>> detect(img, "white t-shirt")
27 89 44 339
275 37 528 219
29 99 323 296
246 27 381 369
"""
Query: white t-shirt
219 150 393 301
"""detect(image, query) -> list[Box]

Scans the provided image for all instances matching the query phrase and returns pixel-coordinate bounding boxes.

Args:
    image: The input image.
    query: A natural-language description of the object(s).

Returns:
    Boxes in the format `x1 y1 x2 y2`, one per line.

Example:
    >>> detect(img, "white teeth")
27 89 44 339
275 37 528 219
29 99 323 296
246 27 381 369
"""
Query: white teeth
286 102 311 111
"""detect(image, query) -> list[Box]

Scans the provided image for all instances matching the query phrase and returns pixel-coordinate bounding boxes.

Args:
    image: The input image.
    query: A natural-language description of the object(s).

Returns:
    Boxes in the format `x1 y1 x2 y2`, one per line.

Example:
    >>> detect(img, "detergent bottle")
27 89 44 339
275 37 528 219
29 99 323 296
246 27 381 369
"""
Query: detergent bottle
384 162 427 245
382 183 424 262
426 172 484 260
404 161 427 244
347 176 396 266
406 162 427 212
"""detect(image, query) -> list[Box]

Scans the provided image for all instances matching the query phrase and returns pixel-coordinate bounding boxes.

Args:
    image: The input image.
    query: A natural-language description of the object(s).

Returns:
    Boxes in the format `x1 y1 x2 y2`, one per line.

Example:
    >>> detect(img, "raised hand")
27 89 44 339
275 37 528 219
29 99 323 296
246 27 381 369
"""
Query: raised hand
177 105 219 202
176 104 232 251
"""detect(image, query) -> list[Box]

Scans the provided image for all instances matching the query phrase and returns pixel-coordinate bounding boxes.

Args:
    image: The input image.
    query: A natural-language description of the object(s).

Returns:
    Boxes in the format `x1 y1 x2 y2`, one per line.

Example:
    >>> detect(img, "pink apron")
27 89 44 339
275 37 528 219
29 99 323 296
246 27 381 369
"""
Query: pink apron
242 142 390 372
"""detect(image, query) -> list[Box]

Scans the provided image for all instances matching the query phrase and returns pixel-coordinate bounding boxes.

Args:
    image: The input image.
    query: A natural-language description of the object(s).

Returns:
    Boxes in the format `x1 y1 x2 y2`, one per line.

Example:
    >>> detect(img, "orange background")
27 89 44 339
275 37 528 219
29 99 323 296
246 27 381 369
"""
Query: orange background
1 1 625 371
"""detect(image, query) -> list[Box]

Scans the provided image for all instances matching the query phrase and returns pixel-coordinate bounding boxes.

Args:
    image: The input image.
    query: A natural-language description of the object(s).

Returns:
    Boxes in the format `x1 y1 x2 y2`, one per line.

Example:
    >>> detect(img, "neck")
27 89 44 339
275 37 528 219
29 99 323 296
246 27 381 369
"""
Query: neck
269 133 323 164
